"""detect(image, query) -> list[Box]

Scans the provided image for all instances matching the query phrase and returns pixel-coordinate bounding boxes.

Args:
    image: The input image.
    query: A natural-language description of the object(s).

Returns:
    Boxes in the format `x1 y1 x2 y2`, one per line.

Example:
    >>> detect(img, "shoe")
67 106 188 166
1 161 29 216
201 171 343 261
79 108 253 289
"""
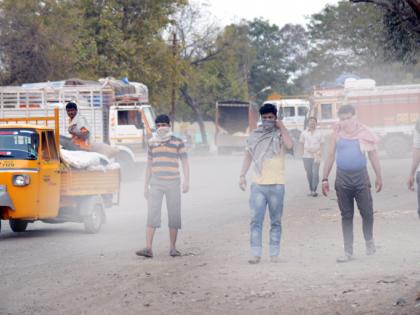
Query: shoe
248 256 261 264
169 249 182 257
366 240 376 256
336 253 352 263
312 192 318 197
135 248 153 258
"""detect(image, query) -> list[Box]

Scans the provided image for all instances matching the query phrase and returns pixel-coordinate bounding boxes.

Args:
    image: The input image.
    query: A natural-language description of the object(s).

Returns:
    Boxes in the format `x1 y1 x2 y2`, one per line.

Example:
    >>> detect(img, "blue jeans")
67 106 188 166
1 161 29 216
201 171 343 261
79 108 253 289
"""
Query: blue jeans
249 183 285 257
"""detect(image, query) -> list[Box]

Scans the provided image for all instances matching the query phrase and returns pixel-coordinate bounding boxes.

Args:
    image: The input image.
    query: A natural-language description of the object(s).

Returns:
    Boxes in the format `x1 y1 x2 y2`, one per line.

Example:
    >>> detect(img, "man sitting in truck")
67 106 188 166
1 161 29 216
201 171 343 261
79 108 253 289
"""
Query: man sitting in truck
61 102 91 151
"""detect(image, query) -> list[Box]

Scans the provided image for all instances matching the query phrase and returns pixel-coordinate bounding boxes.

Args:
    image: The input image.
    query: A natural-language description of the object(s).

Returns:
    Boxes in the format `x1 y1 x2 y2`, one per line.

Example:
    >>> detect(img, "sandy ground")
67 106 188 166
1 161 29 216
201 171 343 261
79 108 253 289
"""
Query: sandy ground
1 155 419 315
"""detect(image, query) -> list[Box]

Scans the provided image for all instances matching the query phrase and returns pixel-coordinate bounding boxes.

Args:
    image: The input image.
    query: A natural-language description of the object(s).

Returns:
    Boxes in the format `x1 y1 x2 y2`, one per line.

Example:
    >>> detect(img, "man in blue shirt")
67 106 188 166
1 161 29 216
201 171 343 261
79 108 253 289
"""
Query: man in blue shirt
322 105 383 263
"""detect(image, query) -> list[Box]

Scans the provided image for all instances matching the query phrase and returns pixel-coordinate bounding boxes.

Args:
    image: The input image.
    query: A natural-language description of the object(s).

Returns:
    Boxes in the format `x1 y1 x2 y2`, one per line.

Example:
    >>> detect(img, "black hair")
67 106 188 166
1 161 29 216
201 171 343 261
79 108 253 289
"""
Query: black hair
308 116 317 122
259 103 277 117
338 104 355 116
65 102 78 111
155 114 170 125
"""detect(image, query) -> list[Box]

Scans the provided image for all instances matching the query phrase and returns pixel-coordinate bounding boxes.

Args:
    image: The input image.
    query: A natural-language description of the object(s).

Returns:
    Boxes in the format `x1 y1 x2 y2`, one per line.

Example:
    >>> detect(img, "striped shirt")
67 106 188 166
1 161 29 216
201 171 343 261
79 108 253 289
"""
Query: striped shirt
148 136 187 180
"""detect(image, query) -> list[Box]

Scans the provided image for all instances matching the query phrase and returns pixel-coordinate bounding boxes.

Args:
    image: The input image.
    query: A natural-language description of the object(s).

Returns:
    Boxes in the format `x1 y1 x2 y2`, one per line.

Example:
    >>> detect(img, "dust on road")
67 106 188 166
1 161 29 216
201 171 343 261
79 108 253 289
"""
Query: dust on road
1 155 419 315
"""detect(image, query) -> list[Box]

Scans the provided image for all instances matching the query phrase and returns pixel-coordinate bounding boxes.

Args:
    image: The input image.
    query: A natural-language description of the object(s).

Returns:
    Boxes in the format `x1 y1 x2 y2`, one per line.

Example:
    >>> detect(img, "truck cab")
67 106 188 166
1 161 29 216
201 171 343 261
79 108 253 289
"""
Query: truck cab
109 103 156 162
0 124 61 231
0 110 120 235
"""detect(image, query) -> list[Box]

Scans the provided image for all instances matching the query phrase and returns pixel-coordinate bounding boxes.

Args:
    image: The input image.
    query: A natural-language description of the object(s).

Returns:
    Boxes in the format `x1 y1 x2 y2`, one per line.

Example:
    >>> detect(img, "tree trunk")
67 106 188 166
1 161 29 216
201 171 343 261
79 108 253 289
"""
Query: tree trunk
179 85 208 145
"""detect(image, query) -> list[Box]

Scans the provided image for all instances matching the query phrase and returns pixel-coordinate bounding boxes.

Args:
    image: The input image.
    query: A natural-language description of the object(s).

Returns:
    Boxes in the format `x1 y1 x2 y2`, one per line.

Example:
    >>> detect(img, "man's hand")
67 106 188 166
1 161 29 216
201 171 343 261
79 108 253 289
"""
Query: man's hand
375 177 383 193
322 181 329 196
239 176 247 191
275 120 285 130
182 181 190 193
68 125 77 135
408 175 415 191
144 186 149 200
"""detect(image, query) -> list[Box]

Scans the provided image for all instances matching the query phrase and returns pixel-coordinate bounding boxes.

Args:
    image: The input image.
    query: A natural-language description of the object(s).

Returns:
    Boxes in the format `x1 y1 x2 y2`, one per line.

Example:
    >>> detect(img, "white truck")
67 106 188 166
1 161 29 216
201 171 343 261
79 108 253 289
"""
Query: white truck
263 98 310 155
0 79 156 176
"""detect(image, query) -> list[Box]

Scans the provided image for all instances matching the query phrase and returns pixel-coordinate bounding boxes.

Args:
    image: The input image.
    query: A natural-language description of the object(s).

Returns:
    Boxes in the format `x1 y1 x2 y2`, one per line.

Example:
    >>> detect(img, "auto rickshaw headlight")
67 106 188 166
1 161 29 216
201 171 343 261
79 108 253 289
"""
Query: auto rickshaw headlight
12 174 30 186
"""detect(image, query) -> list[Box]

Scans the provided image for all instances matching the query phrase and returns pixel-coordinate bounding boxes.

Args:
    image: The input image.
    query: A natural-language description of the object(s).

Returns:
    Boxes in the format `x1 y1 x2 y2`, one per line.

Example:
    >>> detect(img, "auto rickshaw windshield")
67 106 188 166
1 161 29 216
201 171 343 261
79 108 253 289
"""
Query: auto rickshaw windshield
0 128 38 160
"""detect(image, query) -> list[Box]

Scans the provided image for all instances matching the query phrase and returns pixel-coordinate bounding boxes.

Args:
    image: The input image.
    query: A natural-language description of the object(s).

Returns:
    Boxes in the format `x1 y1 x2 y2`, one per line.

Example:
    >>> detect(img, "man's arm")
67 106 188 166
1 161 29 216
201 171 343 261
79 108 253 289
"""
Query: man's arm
239 150 252 191
368 150 383 192
322 133 337 196
408 148 420 190
144 158 152 199
181 157 190 193
276 120 293 150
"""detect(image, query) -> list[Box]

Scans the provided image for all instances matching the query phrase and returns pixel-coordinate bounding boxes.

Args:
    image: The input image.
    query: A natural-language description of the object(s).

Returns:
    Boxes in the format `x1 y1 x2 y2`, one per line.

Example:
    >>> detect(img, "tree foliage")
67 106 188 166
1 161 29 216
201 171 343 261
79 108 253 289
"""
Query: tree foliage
350 0 420 65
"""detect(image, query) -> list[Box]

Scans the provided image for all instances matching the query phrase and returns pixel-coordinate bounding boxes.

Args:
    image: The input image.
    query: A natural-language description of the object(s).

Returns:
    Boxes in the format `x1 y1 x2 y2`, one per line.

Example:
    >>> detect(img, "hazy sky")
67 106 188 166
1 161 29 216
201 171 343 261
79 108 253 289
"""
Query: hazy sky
200 0 340 27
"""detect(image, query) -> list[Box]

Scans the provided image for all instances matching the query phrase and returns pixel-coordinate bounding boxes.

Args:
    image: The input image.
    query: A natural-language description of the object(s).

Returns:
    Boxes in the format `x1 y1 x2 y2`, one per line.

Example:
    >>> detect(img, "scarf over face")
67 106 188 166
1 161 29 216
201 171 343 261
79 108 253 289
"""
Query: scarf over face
246 120 282 175
334 116 378 152
149 126 173 145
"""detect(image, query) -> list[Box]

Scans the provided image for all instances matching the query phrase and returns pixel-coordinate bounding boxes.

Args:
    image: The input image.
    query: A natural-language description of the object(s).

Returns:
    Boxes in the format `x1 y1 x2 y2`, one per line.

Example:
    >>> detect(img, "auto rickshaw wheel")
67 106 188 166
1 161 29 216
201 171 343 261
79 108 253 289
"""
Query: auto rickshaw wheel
83 204 103 234
9 219 28 233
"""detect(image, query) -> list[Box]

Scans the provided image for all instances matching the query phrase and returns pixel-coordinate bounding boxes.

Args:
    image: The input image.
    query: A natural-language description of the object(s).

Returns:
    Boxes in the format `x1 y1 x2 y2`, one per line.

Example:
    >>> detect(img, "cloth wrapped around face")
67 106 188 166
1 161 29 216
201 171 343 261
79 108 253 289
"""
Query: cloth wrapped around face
334 116 378 152
246 120 282 175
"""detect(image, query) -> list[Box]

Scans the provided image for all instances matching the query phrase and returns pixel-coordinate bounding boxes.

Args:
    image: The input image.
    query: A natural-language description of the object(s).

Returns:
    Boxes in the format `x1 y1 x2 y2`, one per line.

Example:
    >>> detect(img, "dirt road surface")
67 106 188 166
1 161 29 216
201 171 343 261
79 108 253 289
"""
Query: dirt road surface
1 155 419 315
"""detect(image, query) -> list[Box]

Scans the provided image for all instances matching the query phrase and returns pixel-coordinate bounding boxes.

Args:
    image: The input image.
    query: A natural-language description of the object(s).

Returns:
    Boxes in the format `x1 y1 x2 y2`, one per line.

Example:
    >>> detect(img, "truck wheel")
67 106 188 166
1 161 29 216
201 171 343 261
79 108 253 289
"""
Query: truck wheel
9 219 28 233
84 204 103 234
384 135 410 158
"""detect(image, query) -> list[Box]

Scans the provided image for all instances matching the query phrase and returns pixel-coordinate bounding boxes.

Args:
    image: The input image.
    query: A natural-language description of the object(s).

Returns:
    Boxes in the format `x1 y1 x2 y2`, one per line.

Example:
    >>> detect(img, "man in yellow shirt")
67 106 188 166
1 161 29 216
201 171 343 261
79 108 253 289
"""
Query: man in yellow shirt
239 103 293 264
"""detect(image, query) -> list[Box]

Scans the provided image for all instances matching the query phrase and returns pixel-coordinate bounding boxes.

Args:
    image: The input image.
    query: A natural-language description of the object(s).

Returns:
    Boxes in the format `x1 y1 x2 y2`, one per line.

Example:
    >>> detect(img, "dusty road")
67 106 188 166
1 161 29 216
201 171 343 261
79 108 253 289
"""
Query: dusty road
1 155 419 315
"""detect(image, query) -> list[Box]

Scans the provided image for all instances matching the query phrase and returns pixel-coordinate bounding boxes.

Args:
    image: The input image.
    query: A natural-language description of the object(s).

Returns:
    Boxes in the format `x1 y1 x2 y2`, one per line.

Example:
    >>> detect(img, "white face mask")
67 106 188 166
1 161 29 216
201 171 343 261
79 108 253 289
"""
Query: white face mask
262 119 275 131
157 126 171 136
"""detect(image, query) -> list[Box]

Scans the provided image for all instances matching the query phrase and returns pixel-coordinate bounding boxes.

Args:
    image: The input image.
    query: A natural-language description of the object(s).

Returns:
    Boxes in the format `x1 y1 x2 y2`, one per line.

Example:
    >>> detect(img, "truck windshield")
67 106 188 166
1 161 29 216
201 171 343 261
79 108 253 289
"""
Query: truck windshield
118 110 144 129
0 129 38 160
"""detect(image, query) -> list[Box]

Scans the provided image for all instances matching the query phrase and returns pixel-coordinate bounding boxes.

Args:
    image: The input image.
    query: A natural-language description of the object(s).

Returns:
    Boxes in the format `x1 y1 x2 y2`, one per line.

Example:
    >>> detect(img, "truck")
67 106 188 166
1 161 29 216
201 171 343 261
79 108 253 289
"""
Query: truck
0 109 120 234
263 97 310 154
0 78 156 176
215 100 259 154
309 79 420 157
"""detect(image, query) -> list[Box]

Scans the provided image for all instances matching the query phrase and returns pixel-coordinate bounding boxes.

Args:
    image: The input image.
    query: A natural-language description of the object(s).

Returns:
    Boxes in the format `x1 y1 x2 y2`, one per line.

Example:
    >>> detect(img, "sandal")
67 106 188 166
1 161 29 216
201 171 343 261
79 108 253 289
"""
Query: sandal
135 248 153 258
170 249 182 257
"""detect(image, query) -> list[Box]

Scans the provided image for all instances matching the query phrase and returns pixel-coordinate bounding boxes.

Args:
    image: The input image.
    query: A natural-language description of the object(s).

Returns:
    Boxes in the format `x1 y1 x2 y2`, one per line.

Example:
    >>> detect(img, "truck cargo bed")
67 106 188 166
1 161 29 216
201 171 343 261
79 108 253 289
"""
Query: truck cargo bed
60 169 120 196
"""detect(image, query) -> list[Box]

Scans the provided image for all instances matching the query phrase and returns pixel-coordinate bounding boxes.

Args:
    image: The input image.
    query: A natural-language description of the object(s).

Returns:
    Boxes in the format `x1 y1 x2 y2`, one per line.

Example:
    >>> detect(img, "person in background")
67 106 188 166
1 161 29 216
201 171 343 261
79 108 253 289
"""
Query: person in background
407 119 420 219
239 103 293 264
322 105 382 263
61 102 91 151
136 114 190 258
300 116 324 197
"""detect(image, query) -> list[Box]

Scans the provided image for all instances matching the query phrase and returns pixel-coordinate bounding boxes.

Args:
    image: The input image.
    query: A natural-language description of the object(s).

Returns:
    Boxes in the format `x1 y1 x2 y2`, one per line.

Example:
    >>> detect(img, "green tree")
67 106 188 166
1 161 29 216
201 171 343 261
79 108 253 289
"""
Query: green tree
350 0 420 66
75 0 186 109
0 0 79 84
304 1 419 86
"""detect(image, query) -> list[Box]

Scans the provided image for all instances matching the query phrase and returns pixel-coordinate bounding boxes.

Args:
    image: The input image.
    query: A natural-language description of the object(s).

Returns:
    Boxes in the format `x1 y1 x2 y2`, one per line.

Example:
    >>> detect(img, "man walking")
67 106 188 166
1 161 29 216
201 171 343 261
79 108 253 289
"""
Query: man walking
408 119 420 219
239 103 293 264
300 116 324 197
136 114 190 258
322 105 382 263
